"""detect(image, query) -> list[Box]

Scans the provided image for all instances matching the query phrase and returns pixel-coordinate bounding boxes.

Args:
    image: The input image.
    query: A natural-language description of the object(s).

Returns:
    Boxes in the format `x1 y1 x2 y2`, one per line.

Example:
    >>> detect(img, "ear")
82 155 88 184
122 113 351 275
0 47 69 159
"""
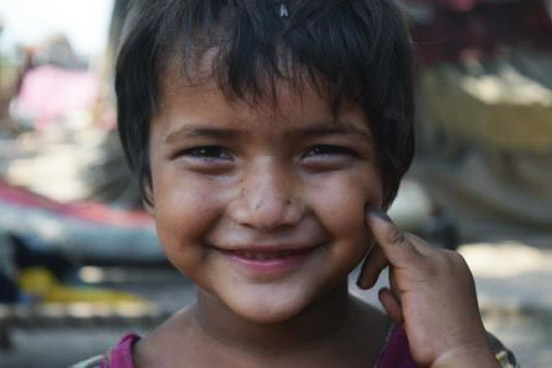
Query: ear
143 185 156 217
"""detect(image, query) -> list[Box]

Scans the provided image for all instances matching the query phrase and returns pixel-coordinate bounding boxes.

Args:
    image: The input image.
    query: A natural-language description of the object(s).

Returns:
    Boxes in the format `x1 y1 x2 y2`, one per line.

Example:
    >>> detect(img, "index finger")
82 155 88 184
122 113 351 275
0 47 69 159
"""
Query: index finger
365 208 422 268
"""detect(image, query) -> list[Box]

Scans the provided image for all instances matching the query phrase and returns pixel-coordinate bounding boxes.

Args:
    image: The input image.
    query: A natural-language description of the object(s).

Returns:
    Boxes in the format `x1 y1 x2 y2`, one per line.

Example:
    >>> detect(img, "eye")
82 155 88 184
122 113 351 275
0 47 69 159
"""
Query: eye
180 146 233 160
300 144 359 171
174 145 234 174
302 145 358 158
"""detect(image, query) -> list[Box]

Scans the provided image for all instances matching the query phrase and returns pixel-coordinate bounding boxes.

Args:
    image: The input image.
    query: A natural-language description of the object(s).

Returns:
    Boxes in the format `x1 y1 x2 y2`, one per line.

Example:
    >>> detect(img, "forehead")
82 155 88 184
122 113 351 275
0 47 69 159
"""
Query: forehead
156 62 369 132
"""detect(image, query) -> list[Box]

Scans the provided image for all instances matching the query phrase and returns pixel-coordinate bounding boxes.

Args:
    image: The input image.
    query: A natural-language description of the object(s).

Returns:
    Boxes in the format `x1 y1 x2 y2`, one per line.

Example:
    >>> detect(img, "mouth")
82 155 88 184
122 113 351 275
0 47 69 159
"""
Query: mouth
217 247 317 261
210 244 322 276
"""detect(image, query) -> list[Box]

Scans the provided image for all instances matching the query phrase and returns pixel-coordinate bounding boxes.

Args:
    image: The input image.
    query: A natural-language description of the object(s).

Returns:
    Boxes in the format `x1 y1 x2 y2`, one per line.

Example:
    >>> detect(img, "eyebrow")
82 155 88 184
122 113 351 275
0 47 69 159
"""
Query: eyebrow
163 125 240 143
163 120 372 144
295 120 373 141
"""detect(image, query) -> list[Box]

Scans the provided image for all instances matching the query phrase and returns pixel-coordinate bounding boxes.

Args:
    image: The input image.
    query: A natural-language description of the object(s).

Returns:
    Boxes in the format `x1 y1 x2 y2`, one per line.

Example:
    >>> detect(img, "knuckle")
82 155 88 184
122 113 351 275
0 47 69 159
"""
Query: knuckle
418 258 439 277
388 228 407 246
443 250 467 268
433 250 474 279
416 249 450 276
407 233 425 244
433 249 450 264
451 252 475 278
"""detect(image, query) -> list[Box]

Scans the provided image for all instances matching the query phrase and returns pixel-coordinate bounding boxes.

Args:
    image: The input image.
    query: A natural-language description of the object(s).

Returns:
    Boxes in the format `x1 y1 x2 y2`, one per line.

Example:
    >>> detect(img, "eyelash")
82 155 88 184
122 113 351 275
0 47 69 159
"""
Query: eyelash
302 145 358 159
179 146 233 160
176 144 358 174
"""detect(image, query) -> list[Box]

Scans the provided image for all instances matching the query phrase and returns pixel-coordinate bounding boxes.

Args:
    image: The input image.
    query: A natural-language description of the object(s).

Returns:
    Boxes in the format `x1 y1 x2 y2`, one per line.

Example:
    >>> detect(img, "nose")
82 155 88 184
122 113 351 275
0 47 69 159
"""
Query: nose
228 158 304 232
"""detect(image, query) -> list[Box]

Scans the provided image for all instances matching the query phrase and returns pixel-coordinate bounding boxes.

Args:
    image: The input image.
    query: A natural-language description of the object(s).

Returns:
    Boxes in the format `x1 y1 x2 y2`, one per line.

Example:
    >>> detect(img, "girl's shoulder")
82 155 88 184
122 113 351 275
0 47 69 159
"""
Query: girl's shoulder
70 333 141 368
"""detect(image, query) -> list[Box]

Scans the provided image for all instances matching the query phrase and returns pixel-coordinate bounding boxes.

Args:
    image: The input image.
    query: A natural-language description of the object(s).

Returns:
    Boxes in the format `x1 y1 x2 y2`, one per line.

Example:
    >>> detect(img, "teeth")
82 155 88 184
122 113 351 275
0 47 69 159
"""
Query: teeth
257 253 269 261
233 250 304 260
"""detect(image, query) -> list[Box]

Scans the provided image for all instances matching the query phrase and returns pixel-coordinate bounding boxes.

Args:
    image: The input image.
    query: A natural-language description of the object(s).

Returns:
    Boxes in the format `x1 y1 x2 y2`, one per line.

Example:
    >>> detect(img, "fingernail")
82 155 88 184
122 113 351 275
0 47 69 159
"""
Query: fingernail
367 208 392 223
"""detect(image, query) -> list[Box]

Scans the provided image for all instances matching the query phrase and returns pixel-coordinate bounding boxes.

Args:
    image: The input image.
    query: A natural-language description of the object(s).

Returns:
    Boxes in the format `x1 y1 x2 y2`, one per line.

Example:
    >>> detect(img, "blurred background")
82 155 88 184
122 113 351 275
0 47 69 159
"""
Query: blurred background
0 0 550 366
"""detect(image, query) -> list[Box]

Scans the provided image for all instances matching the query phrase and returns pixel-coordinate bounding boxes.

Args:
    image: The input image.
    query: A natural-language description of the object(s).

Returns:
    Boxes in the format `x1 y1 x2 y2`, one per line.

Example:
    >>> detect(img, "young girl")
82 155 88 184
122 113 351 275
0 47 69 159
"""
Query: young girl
75 0 517 366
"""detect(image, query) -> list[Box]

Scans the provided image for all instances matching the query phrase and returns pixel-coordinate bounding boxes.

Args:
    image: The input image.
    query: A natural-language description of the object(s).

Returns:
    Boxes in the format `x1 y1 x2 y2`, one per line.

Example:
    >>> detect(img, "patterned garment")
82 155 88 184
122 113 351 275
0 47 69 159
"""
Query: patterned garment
71 327 519 368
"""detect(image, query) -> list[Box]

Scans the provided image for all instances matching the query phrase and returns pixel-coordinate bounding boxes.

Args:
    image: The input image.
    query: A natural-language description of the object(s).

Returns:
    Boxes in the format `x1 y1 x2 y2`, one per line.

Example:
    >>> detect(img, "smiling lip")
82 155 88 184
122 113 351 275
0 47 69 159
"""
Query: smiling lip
213 245 321 275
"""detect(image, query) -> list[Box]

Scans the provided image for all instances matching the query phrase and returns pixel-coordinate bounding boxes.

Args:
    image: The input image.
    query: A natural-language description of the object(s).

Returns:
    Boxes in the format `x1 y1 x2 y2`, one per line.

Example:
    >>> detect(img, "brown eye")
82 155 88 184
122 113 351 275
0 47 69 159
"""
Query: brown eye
300 145 359 171
182 146 233 160
302 145 357 158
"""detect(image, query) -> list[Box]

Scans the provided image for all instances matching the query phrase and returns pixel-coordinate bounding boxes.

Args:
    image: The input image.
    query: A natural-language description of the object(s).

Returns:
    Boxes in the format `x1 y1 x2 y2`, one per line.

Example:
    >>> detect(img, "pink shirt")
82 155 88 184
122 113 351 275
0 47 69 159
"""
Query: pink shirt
85 326 417 368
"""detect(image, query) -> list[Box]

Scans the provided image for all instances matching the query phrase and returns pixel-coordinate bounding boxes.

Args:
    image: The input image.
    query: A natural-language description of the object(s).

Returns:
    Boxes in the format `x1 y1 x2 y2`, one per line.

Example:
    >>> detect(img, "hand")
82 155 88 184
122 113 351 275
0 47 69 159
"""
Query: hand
357 208 500 367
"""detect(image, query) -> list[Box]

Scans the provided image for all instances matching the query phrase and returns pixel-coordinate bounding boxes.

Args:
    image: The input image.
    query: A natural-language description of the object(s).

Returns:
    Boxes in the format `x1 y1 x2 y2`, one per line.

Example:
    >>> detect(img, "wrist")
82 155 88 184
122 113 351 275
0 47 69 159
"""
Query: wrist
430 345 501 368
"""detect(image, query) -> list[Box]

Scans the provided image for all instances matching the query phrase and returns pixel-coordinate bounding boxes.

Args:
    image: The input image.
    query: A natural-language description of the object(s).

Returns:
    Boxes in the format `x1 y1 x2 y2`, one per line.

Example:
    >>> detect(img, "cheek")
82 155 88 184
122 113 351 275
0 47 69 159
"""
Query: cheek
306 169 382 253
152 172 223 266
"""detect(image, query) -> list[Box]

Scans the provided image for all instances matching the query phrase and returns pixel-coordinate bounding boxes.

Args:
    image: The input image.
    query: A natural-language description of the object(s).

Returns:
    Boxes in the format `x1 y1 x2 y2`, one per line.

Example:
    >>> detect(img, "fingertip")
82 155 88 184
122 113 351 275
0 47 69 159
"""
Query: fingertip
378 287 403 325
357 276 375 290
366 208 399 249
377 287 391 302
365 207 392 226
378 288 390 309
357 249 388 290
356 269 372 289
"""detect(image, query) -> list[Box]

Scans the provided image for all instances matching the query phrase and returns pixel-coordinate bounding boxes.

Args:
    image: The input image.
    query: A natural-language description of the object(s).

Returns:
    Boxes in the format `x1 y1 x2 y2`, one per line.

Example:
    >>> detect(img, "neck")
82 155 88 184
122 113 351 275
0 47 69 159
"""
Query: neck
192 281 356 356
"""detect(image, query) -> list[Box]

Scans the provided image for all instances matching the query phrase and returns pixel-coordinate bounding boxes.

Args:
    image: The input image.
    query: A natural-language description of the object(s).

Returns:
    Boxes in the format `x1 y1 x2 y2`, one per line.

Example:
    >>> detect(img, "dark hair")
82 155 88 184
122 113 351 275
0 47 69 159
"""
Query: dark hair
116 0 415 208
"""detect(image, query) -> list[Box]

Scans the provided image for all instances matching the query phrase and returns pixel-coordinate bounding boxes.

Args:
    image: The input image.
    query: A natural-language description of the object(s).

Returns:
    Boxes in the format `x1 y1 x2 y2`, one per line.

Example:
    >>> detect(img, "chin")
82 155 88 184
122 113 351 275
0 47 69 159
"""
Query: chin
225 291 313 324
234 305 305 324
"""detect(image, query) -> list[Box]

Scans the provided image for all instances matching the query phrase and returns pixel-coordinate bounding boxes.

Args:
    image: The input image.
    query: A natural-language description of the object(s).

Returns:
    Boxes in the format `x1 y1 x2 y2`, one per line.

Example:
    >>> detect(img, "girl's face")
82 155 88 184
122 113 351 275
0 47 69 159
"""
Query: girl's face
148 70 383 323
